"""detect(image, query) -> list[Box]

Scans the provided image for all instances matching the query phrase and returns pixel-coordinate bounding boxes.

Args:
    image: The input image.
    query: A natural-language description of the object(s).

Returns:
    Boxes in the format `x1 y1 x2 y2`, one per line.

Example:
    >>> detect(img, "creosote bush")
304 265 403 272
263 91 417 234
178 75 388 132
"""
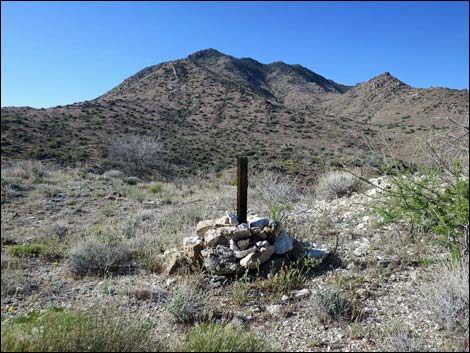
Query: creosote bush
1 306 163 352
177 323 276 352
315 170 362 201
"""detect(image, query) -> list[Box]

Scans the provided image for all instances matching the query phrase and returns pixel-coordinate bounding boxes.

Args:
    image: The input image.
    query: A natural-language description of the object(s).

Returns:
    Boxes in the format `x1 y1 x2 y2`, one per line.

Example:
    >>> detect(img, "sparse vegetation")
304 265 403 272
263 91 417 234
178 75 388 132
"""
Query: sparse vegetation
377 118 469 258
1 306 163 352
418 258 469 332
177 323 276 352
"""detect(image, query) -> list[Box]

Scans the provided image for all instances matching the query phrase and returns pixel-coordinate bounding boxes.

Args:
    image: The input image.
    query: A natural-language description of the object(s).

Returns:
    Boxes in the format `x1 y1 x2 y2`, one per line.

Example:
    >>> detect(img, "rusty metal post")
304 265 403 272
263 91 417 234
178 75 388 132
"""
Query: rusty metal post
237 156 248 224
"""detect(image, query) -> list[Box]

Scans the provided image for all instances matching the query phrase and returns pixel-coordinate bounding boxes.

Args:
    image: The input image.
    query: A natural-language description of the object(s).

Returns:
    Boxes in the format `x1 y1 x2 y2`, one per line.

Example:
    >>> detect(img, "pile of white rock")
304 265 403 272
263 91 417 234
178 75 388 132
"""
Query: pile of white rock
179 211 328 276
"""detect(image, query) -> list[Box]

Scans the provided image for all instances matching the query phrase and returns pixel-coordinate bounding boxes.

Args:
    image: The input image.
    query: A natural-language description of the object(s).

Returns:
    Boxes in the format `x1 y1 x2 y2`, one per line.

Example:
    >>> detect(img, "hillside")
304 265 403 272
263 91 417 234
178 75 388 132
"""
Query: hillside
1 49 468 178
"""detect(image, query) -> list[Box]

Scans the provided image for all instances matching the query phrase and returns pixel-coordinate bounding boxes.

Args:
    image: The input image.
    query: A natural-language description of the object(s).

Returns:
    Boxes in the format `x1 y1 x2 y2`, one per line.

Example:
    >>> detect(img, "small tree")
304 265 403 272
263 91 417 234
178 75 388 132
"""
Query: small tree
109 134 163 178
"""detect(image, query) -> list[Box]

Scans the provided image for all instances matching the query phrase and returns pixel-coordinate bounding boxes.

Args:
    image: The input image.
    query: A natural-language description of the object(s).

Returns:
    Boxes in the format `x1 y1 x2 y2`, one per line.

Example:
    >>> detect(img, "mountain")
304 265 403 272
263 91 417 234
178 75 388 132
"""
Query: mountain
1 49 468 179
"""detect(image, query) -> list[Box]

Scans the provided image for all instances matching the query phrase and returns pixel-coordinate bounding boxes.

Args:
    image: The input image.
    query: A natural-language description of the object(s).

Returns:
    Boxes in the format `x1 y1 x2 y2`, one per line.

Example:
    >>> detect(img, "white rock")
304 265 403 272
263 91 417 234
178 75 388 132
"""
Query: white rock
274 229 294 255
292 288 311 299
237 223 249 230
248 216 269 229
215 215 230 226
196 220 215 237
235 246 257 259
226 211 239 226
239 244 275 268
267 304 283 317
305 248 328 259
353 238 370 257
204 228 229 248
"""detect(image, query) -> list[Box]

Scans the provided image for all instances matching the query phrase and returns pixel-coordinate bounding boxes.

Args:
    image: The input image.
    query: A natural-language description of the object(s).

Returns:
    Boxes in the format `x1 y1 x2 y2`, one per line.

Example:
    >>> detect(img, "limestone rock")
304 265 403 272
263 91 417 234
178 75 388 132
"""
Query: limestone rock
182 236 204 263
235 246 257 259
240 242 275 269
165 251 183 275
196 220 215 237
215 215 230 226
226 211 239 226
204 228 230 248
267 304 283 317
274 230 294 255
201 245 244 275
248 216 269 229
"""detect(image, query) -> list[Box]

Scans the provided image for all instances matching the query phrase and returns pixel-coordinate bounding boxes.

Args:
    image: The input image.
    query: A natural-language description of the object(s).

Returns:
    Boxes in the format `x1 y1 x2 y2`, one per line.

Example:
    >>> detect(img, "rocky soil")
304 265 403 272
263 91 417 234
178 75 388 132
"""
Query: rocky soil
1 165 467 351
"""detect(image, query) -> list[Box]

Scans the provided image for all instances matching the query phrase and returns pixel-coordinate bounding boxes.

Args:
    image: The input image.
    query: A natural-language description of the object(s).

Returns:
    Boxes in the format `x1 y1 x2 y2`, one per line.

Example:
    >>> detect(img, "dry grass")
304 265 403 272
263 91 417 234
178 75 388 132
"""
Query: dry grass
314 170 362 201
418 257 469 331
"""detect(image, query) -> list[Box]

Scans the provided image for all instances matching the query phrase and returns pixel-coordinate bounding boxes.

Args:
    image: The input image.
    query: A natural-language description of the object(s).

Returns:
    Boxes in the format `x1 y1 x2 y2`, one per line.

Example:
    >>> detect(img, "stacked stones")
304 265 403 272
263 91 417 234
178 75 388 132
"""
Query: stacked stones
182 211 300 276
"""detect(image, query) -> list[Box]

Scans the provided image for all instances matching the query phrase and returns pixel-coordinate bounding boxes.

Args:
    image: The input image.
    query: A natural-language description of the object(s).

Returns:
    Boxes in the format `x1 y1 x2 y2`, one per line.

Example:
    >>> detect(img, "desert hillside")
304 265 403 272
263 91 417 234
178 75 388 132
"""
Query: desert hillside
2 49 468 179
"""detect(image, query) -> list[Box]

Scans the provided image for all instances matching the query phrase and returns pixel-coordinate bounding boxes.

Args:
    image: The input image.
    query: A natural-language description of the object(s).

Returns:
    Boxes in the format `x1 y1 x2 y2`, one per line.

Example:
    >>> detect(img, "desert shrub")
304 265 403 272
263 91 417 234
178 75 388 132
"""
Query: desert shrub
108 133 164 178
418 258 469 332
314 170 362 201
1 269 34 299
251 170 304 205
1 160 48 183
102 169 124 179
254 257 319 296
67 230 132 277
45 222 69 241
378 166 469 258
376 117 469 257
125 176 141 185
165 284 208 324
178 322 276 352
250 170 304 219
312 288 359 322
380 324 429 352
1 306 164 352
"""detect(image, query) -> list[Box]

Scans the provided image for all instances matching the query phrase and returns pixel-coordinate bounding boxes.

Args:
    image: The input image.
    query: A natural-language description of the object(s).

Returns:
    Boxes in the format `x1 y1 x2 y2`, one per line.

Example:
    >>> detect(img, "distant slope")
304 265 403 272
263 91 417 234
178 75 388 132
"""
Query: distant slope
1 49 468 178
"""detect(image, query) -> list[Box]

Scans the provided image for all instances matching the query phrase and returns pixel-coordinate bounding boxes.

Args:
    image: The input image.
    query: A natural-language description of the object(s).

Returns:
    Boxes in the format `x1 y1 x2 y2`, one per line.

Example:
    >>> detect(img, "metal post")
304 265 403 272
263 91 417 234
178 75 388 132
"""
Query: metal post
237 156 248 224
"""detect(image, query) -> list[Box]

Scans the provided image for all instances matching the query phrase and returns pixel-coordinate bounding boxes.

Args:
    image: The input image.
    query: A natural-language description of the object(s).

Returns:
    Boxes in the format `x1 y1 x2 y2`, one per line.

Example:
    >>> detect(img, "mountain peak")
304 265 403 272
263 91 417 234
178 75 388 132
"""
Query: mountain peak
187 48 226 60
367 72 408 88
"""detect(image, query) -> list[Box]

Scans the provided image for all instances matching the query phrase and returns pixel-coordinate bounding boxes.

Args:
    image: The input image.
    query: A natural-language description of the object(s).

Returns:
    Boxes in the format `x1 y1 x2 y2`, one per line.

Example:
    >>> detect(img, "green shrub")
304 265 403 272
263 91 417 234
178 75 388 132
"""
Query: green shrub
149 183 162 194
178 323 276 352
1 306 163 352
378 163 469 258
7 244 45 257
315 170 362 201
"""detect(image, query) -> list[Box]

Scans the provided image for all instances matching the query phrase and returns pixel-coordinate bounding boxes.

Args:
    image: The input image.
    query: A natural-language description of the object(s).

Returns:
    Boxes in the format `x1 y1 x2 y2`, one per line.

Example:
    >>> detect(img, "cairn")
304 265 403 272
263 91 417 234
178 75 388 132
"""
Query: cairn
177 211 328 276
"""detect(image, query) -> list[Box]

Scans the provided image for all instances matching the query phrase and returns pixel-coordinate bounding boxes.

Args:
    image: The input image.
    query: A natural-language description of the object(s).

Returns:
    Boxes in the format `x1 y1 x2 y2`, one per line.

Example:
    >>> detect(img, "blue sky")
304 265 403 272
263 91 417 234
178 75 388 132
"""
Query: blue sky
1 1 468 108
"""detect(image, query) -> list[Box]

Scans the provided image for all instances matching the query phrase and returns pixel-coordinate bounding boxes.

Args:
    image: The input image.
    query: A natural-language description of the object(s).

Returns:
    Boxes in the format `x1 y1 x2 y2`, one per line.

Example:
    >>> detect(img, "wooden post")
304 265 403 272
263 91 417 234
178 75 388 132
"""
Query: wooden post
237 156 248 224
